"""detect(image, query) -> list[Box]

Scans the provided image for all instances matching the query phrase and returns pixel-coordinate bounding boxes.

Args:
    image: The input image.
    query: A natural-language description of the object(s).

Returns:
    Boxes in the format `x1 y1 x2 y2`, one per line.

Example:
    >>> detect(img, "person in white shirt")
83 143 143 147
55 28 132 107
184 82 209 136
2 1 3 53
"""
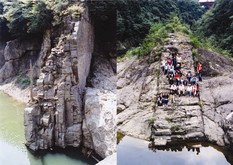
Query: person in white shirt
161 60 166 72
164 63 169 75
178 83 185 96
170 84 177 103
177 54 182 65
186 84 193 97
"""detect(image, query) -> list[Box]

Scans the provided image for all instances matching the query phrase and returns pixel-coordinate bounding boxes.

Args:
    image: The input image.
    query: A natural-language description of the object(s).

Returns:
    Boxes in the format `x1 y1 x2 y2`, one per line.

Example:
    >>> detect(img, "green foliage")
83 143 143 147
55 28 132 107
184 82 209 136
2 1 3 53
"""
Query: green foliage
177 0 205 26
47 0 84 26
117 0 204 48
190 35 203 48
1 0 85 37
117 0 178 48
196 0 233 55
170 124 181 133
145 117 156 128
4 0 53 37
16 74 30 89
166 16 192 35
125 23 168 57
124 17 191 57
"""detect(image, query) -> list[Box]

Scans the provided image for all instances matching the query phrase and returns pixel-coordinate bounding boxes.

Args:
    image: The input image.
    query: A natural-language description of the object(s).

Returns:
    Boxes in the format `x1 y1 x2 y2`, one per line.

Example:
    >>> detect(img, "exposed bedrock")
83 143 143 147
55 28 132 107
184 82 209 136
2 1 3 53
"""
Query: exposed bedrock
0 37 42 82
24 3 116 159
117 33 233 152
24 8 94 151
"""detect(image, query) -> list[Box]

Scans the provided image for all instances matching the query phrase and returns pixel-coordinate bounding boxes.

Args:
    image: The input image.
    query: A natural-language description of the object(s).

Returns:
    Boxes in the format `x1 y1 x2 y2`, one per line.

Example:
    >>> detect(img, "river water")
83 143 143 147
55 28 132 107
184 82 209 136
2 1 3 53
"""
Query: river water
0 92 96 165
118 136 232 165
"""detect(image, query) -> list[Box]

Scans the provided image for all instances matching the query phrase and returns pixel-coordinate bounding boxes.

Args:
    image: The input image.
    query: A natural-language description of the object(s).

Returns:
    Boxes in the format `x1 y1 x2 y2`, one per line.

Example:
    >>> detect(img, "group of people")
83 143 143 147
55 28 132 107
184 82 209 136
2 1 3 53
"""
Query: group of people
157 52 203 106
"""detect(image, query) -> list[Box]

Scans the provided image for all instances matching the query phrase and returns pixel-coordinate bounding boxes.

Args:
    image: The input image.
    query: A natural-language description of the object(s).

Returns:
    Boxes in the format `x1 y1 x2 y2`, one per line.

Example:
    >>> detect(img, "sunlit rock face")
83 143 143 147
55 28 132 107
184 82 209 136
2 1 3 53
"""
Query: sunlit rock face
83 88 116 158
24 2 117 159
24 7 94 151
117 33 233 151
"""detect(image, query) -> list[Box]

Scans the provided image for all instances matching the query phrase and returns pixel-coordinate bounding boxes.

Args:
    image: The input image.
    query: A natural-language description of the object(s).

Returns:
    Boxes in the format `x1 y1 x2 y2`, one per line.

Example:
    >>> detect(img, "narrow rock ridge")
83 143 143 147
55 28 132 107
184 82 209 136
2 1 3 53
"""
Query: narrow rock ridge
151 33 205 145
24 6 94 151
118 33 233 153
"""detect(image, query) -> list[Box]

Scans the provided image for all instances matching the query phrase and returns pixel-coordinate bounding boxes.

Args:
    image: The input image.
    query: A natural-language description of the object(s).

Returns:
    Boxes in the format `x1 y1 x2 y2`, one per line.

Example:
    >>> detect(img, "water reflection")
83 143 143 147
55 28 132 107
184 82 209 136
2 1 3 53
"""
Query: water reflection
0 92 96 165
118 136 232 165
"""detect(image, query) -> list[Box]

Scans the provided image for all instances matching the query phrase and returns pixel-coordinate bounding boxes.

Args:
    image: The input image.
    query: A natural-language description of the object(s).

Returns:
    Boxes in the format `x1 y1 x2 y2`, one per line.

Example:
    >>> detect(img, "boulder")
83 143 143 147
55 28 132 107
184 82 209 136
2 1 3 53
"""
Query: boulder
83 88 116 158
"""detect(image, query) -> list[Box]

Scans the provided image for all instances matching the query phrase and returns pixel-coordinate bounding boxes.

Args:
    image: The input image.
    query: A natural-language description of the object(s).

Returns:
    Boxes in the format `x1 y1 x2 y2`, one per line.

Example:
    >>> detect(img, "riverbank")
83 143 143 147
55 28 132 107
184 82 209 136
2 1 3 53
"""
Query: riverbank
0 79 30 103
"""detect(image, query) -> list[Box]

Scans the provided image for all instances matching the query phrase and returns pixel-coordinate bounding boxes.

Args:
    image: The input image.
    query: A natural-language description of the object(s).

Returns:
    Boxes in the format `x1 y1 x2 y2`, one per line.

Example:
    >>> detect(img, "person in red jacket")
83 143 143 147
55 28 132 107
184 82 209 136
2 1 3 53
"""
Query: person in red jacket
197 62 203 81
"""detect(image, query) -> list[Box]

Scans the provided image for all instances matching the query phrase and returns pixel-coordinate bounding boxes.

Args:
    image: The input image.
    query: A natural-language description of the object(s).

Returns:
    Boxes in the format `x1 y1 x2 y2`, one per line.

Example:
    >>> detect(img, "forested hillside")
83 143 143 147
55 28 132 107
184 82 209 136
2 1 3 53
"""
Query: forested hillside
196 0 233 55
117 0 205 50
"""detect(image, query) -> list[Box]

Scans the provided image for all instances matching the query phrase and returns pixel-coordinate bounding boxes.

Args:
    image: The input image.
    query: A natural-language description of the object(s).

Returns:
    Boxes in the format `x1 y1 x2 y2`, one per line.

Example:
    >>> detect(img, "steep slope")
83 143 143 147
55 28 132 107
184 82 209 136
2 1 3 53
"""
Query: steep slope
24 7 94 151
117 33 233 152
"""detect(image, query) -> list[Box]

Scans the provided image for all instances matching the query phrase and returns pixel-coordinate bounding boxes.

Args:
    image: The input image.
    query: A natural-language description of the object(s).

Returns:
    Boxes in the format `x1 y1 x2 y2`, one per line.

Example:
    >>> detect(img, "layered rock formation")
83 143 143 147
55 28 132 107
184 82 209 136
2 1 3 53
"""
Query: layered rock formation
0 37 42 82
83 56 116 158
25 7 94 150
117 33 233 152
23 2 116 159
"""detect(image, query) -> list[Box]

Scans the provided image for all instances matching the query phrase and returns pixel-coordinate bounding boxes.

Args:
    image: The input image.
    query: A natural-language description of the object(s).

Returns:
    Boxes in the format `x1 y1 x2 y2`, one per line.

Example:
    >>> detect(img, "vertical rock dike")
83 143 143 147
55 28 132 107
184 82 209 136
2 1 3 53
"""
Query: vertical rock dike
24 1 116 159
24 5 94 151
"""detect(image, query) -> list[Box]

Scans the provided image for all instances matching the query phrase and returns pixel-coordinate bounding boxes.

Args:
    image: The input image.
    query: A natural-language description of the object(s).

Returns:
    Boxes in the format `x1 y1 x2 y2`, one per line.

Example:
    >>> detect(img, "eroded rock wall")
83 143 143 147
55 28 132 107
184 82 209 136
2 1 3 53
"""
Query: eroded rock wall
0 37 42 82
83 57 116 158
117 33 233 152
24 7 94 150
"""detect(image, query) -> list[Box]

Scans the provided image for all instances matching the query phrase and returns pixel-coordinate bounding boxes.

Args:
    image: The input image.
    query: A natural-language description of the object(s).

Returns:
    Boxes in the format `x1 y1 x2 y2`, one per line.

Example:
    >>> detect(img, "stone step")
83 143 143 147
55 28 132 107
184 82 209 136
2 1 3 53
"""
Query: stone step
153 129 171 136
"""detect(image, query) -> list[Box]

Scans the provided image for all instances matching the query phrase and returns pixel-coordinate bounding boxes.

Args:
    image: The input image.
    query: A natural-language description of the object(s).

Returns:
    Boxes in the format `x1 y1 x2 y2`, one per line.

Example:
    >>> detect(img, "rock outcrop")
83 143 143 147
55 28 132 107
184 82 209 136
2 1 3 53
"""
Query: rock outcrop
83 56 117 158
83 88 116 158
197 48 233 77
24 6 94 150
200 74 233 149
117 33 233 152
24 2 117 159
0 38 42 82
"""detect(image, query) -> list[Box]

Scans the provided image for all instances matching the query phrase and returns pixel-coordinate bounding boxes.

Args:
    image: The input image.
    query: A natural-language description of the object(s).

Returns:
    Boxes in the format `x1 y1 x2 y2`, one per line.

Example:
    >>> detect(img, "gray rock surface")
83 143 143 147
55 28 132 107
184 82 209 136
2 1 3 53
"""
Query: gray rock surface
83 88 116 158
117 33 233 152
83 55 116 158
0 38 42 82
24 7 94 150
200 74 233 149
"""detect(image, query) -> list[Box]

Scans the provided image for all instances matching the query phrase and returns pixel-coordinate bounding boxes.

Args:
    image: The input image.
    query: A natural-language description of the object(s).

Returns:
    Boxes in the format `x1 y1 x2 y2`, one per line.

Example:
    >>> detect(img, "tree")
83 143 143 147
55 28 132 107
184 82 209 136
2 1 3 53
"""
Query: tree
177 0 205 26
4 0 53 37
117 0 204 49
196 0 233 54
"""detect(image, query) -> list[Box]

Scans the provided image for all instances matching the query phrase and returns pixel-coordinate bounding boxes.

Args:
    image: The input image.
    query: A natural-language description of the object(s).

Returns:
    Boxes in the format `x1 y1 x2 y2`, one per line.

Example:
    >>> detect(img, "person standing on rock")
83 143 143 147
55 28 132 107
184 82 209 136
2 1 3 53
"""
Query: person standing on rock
178 83 185 97
161 59 166 72
164 63 169 75
197 62 203 81
176 54 182 68
186 71 192 83
192 84 198 97
172 53 177 69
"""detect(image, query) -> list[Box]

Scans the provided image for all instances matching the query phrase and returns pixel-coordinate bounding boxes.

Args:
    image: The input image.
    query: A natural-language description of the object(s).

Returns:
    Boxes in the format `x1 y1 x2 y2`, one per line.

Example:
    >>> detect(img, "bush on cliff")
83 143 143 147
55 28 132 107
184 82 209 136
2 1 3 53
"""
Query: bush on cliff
4 0 53 37
195 0 233 55
124 17 191 57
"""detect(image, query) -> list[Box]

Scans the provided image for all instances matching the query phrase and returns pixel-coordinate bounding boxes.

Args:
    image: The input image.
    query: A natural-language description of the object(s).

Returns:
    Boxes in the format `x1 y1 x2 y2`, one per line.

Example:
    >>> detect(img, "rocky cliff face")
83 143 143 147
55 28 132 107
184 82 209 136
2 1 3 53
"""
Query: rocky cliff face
0 37 42 82
24 8 94 150
23 4 116 159
117 33 233 152
83 56 116 158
